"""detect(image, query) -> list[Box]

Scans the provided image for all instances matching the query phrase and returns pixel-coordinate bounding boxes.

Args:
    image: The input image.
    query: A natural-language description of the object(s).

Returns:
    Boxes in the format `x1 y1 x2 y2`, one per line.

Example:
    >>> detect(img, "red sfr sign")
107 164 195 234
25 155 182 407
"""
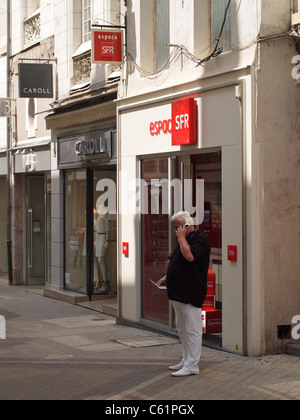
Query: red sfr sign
149 98 198 146
172 98 198 146
92 29 123 64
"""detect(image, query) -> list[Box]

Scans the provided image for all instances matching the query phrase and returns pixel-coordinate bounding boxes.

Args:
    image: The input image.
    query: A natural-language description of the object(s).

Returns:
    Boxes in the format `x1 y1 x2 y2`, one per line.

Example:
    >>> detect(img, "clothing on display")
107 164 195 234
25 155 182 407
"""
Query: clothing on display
94 206 110 291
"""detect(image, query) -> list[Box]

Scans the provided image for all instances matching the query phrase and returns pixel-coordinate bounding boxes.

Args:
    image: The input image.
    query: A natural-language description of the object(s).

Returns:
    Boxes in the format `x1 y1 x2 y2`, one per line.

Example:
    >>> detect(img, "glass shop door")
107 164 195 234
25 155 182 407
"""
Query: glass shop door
27 176 46 285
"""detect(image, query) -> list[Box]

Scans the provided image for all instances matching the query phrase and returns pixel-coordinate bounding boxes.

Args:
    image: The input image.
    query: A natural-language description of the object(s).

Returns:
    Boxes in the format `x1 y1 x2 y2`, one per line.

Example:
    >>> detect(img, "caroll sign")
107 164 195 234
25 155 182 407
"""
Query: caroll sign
149 98 198 146
18 63 53 98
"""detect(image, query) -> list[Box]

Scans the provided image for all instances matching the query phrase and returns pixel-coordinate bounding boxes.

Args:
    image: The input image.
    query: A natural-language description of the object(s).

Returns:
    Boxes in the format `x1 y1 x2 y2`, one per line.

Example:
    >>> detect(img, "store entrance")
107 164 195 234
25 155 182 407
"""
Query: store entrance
27 176 46 285
93 169 117 294
0 177 7 274
141 152 222 344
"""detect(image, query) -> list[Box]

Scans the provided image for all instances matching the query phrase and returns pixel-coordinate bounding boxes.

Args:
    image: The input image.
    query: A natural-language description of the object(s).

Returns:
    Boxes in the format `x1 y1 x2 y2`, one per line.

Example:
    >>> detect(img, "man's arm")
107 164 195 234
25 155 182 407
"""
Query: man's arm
176 226 195 262
156 275 167 287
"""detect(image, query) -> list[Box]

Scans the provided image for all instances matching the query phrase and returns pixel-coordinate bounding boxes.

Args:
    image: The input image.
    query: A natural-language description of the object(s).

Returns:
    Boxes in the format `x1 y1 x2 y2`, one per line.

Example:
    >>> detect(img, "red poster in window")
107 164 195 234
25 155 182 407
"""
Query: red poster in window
172 98 198 146
92 29 123 64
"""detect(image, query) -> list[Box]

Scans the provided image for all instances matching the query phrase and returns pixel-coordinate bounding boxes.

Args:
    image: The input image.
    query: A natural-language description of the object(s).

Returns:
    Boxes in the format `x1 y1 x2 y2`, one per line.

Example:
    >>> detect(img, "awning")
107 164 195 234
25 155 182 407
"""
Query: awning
45 100 116 130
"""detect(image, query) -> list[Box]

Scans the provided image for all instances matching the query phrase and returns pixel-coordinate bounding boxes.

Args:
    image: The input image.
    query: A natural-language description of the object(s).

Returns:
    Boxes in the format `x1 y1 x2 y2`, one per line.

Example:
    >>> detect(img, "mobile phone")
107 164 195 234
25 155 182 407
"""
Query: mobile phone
185 223 190 229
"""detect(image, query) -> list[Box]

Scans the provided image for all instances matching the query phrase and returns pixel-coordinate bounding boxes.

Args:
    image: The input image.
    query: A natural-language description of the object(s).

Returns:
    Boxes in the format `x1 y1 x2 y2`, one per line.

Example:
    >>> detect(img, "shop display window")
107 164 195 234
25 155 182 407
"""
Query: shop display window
65 170 87 293
141 153 222 342
64 168 117 296
93 170 117 294
142 158 170 324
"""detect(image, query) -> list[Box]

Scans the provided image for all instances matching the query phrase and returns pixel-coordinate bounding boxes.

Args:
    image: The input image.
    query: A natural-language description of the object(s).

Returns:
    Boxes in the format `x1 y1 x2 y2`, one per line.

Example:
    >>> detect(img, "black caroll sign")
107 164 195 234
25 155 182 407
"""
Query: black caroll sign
18 63 53 98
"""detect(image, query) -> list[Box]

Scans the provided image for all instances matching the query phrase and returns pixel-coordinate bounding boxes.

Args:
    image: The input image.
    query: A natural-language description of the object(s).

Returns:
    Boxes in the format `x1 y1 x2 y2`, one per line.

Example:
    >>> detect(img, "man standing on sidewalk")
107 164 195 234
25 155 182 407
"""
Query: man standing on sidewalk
157 211 211 377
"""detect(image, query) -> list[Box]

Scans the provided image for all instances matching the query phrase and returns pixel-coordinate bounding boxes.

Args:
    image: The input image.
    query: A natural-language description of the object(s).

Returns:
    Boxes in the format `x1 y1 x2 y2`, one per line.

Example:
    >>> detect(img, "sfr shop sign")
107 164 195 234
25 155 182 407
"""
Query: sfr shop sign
92 29 123 64
149 98 198 146
172 98 198 145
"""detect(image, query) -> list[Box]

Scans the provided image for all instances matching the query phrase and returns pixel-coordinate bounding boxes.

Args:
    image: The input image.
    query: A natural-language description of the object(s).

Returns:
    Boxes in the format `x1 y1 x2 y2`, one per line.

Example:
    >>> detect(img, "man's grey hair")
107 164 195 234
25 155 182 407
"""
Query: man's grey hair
171 211 194 226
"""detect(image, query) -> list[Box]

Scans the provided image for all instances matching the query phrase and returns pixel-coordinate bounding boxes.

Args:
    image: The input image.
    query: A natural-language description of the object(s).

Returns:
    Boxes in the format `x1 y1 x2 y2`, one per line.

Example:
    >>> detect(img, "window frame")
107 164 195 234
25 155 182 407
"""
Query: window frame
82 0 91 43
211 0 232 54
156 0 170 70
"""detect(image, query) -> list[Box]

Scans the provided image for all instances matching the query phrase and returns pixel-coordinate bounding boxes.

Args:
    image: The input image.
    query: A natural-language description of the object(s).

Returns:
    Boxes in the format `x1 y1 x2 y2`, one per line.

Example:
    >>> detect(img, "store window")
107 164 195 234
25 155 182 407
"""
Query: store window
64 168 117 296
93 170 117 294
142 158 170 325
65 170 87 293
46 173 51 285
141 153 222 342
192 153 222 345
82 0 91 42
60 129 117 296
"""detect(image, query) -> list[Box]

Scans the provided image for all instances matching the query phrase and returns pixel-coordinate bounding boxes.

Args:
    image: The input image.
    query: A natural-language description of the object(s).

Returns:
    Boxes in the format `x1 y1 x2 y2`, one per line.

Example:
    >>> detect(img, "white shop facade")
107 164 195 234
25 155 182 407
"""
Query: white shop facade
116 68 261 356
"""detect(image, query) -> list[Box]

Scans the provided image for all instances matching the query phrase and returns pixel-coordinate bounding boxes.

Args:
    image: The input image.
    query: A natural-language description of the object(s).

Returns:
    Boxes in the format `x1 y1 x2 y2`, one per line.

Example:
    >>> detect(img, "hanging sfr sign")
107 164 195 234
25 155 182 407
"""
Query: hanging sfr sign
92 29 123 64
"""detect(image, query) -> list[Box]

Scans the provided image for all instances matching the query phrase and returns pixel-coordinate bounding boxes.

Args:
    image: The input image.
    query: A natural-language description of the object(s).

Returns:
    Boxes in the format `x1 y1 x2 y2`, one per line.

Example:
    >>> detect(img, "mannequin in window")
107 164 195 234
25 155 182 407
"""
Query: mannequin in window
95 205 110 291
73 217 85 269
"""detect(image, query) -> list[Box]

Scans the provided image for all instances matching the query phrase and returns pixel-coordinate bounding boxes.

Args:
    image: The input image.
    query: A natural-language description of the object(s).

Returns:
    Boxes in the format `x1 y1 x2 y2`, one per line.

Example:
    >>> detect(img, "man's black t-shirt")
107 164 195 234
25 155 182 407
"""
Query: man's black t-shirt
166 230 211 308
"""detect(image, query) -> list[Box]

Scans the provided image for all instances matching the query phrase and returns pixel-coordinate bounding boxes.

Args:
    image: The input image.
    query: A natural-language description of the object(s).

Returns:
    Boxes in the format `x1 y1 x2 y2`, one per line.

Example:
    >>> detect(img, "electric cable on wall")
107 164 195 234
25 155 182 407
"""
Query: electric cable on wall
126 0 234 79
197 0 232 67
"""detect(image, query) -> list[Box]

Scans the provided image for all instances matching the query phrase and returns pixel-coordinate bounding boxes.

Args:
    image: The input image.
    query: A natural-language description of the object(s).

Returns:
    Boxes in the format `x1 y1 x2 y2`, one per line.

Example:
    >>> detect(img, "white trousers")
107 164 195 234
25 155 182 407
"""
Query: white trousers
172 301 203 374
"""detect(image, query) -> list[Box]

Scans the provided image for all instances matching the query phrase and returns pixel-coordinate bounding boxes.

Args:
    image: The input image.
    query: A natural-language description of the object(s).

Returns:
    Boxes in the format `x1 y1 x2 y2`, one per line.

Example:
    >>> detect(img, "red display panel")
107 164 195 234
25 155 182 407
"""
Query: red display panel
228 245 238 262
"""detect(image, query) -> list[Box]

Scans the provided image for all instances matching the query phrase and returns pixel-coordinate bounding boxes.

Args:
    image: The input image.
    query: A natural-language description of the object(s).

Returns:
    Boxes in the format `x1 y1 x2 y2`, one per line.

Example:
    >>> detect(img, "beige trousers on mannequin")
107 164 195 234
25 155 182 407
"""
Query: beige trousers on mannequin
172 301 203 374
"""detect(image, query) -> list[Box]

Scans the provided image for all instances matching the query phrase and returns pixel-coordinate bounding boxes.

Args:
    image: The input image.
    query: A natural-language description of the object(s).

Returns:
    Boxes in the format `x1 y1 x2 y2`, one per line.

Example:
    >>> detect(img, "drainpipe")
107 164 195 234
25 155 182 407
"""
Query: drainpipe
6 0 12 285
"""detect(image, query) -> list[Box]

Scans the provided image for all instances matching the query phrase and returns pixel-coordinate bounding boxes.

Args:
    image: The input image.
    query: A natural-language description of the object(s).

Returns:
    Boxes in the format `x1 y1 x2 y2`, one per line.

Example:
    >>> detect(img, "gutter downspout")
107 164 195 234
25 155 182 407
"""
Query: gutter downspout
7 0 12 285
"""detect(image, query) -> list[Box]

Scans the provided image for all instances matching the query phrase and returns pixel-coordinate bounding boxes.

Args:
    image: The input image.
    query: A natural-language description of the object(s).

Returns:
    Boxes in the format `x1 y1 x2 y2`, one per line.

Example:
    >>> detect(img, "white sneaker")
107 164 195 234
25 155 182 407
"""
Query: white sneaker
169 362 184 371
171 367 199 377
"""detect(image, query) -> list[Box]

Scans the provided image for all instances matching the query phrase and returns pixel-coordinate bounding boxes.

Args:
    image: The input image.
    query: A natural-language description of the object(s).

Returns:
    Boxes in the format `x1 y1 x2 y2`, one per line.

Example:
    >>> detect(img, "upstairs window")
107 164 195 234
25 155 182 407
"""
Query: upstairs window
156 0 170 70
211 0 232 53
83 0 91 43
24 8 41 46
